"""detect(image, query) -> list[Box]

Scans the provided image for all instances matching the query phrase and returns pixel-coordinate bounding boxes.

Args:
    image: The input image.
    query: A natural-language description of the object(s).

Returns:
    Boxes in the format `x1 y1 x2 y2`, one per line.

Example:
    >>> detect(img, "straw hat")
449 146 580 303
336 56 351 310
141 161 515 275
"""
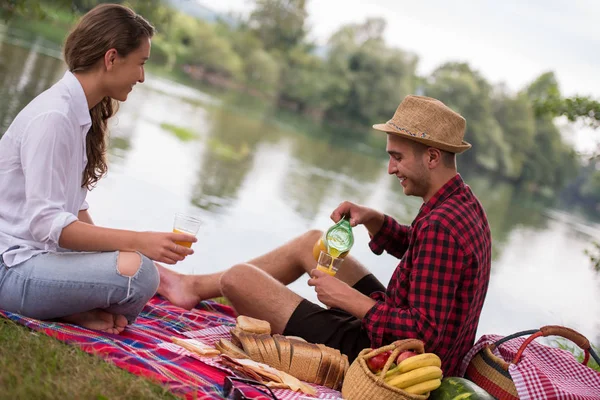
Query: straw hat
373 95 471 153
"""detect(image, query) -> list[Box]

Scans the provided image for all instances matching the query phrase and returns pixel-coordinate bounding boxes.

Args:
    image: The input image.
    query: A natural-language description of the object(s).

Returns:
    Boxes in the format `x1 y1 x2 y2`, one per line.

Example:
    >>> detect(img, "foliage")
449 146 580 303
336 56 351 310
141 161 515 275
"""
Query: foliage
585 241 600 272
553 338 600 372
160 123 198 141
2 0 599 214
248 0 308 53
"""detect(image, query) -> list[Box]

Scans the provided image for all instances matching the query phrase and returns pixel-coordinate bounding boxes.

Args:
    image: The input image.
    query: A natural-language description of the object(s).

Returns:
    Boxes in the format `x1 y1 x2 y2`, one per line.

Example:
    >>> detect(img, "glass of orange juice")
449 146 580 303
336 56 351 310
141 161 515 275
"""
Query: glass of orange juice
173 213 202 248
316 250 344 276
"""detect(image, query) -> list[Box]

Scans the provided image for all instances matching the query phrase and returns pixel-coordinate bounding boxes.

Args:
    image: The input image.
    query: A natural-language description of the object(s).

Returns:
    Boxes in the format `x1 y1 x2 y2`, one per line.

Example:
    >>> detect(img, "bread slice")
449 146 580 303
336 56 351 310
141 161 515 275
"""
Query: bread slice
248 334 265 363
289 341 319 382
305 343 322 384
239 333 260 362
333 350 346 390
216 338 248 359
255 334 274 367
323 347 341 389
263 335 281 371
229 326 244 348
315 344 331 386
236 315 271 334
273 335 292 373
171 337 220 357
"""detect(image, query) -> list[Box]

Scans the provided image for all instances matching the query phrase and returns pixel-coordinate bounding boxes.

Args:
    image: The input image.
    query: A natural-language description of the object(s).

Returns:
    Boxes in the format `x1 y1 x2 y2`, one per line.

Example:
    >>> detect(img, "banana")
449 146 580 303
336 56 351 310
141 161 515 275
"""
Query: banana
396 353 442 373
385 365 443 389
402 378 442 395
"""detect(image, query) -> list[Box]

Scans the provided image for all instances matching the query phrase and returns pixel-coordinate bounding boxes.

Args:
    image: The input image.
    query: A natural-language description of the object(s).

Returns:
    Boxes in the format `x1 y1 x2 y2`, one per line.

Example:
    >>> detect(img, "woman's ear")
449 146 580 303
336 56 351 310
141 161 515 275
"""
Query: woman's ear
104 48 118 70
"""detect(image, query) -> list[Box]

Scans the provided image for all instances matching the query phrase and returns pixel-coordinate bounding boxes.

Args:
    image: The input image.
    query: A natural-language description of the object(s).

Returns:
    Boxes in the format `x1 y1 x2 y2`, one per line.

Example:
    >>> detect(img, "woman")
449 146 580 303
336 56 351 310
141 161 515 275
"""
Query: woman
0 4 196 334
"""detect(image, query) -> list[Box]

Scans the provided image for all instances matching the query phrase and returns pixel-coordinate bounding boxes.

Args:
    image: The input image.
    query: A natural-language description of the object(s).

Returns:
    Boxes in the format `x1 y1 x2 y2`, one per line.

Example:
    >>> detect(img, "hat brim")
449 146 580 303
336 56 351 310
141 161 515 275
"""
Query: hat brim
373 123 471 154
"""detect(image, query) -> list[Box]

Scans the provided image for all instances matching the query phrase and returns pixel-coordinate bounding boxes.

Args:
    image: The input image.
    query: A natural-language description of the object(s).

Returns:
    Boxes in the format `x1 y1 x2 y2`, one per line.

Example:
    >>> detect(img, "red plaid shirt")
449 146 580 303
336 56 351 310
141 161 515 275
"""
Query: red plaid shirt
364 174 491 376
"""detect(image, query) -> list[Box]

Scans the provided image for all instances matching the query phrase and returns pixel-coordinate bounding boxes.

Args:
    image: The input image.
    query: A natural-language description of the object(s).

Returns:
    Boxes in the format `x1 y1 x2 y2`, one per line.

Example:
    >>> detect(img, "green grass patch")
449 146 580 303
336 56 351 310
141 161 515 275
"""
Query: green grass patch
553 338 600 372
160 123 199 141
0 318 177 399
207 138 250 161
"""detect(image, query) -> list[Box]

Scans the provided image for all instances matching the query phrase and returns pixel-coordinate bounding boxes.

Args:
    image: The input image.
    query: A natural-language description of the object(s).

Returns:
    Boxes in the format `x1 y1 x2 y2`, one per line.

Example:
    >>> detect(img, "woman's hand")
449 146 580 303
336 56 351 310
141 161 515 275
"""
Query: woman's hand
330 201 385 235
135 231 197 264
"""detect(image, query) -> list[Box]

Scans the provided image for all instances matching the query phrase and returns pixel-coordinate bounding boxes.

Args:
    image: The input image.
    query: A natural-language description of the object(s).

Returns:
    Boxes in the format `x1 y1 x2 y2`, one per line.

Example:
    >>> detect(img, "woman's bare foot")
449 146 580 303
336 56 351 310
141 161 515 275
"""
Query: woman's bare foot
156 264 221 310
60 310 128 334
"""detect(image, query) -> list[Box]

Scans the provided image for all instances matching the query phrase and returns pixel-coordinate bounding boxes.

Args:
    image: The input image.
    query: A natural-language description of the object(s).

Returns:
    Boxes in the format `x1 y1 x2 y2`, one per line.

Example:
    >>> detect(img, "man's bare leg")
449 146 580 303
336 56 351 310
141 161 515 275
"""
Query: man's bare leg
220 263 303 334
158 229 372 309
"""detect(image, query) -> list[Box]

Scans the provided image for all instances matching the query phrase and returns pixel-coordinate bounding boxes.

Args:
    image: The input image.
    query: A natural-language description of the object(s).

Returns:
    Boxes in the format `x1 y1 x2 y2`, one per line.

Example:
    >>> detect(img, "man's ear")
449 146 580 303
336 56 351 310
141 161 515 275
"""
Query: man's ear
104 48 118 70
427 148 442 168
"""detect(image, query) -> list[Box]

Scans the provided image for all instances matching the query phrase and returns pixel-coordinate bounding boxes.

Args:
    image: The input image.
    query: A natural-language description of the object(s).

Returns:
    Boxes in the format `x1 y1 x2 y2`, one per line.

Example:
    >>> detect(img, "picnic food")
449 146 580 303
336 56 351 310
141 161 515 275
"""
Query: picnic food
236 315 271 334
220 354 317 396
171 337 221 357
239 333 348 390
215 339 249 359
384 352 443 392
342 339 445 399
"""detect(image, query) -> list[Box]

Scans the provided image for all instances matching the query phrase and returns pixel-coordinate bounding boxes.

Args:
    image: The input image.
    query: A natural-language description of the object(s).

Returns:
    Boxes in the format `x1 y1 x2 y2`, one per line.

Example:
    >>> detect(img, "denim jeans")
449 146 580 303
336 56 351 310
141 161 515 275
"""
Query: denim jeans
0 248 159 324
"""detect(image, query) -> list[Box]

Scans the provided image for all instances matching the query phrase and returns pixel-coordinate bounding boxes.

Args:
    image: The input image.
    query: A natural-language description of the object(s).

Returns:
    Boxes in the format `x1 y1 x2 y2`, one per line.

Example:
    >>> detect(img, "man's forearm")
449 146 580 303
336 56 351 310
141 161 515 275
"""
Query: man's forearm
340 291 377 319
59 220 139 252
364 211 385 237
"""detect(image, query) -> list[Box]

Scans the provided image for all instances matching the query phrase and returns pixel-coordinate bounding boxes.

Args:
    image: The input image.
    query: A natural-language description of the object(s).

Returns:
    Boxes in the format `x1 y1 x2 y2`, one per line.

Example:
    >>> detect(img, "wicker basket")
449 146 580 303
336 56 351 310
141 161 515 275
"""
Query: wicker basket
341 339 429 400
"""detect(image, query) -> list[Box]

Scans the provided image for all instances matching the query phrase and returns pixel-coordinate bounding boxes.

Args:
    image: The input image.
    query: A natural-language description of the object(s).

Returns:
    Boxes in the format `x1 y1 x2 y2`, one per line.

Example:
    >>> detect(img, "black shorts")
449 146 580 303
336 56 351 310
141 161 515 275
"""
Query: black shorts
283 274 385 363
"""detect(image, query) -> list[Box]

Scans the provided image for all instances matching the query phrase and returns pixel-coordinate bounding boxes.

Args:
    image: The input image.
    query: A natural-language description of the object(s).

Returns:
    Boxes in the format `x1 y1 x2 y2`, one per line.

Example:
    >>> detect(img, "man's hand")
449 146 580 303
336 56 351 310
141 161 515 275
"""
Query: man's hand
135 231 197 265
308 269 377 318
330 201 385 236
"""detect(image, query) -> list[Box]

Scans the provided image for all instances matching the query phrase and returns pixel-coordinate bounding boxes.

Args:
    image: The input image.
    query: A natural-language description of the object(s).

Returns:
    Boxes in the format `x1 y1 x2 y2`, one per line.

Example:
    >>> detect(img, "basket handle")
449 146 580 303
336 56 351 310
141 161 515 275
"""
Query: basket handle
491 325 600 366
362 339 425 381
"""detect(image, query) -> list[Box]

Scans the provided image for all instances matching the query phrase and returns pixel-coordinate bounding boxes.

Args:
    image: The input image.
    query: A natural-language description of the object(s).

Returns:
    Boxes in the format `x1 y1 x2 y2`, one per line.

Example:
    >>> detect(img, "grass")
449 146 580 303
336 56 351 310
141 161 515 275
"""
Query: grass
554 338 600 372
0 318 178 400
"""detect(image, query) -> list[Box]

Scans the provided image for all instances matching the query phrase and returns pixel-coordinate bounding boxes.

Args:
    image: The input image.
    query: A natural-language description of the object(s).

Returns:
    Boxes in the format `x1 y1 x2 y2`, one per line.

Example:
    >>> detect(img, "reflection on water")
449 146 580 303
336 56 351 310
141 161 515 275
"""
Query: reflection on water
2 35 600 345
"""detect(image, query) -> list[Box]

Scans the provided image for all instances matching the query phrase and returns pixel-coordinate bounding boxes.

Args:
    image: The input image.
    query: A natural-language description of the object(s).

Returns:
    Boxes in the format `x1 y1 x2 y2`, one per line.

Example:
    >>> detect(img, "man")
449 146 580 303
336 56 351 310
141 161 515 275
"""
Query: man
159 95 492 376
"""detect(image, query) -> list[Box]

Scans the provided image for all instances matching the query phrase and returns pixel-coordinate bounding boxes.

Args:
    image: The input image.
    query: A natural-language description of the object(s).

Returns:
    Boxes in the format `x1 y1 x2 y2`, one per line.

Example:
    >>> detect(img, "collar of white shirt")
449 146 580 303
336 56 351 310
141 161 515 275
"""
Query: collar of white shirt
62 70 92 129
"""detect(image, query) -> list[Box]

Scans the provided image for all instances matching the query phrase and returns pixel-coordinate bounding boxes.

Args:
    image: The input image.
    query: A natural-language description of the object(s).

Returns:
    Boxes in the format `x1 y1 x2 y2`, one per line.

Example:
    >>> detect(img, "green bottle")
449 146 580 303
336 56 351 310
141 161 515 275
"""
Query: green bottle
325 216 354 258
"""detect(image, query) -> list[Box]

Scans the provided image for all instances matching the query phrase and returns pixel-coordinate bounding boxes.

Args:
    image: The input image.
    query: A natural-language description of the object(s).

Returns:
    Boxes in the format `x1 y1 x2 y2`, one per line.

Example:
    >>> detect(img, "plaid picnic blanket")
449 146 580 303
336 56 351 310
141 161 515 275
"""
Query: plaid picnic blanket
459 334 600 400
0 295 343 399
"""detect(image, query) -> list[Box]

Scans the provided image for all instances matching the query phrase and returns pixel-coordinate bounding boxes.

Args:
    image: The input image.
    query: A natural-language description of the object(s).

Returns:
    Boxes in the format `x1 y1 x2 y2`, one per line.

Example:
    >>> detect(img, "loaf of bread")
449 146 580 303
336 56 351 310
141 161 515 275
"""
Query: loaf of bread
237 332 348 390
227 316 349 390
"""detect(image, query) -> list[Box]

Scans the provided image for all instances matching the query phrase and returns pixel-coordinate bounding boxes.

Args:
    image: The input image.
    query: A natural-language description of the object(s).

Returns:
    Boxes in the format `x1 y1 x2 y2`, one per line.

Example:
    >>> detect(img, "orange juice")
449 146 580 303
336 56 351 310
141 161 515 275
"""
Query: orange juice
173 228 193 248
312 236 349 260
316 264 336 276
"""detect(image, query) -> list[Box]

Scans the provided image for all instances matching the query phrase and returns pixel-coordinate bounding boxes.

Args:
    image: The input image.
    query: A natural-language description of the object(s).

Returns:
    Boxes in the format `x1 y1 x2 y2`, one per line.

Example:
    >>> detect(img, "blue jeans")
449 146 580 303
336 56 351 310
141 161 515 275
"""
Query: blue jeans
0 248 159 324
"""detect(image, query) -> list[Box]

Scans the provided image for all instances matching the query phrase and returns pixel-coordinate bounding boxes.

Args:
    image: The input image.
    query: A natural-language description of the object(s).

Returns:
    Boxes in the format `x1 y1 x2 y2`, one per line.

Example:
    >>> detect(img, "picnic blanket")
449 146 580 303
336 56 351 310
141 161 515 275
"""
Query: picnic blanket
0 295 343 399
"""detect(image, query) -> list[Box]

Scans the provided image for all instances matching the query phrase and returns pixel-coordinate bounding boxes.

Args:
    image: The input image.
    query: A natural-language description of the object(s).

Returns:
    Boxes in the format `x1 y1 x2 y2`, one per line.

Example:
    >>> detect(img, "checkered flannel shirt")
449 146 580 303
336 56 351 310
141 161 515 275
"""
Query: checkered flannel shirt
364 174 492 376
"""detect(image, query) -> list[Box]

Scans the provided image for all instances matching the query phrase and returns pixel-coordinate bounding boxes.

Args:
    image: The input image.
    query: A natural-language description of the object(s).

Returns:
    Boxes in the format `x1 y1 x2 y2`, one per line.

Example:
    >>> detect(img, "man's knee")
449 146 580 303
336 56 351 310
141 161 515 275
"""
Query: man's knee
303 229 322 243
220 263 258 297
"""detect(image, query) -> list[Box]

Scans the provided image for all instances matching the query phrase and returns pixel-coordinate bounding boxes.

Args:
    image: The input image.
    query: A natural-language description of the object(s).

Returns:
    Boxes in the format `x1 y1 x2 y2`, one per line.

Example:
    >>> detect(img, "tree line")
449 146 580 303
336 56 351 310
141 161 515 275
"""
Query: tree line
2 0 599 216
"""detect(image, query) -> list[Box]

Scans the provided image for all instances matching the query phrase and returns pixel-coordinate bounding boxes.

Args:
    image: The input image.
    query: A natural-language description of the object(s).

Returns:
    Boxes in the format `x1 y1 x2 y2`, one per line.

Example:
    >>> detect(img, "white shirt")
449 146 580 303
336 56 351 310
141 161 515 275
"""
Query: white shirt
0 71 92 267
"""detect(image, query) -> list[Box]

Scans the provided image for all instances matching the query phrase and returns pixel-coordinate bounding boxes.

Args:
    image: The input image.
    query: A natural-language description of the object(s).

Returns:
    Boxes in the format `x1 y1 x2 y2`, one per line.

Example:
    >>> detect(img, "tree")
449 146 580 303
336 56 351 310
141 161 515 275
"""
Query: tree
323 18 417 125
424 62 509 173
248 0 308 53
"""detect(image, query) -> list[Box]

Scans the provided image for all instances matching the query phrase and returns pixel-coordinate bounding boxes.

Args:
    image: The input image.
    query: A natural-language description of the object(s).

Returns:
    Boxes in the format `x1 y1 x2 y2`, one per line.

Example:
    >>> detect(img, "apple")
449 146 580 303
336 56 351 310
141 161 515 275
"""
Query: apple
367 350 392 373
396 350 418 364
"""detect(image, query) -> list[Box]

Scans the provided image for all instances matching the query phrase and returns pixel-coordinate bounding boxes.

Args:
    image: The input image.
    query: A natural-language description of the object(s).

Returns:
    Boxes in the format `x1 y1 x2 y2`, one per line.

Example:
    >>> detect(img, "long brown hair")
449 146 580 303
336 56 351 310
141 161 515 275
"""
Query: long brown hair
63 4 154 189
